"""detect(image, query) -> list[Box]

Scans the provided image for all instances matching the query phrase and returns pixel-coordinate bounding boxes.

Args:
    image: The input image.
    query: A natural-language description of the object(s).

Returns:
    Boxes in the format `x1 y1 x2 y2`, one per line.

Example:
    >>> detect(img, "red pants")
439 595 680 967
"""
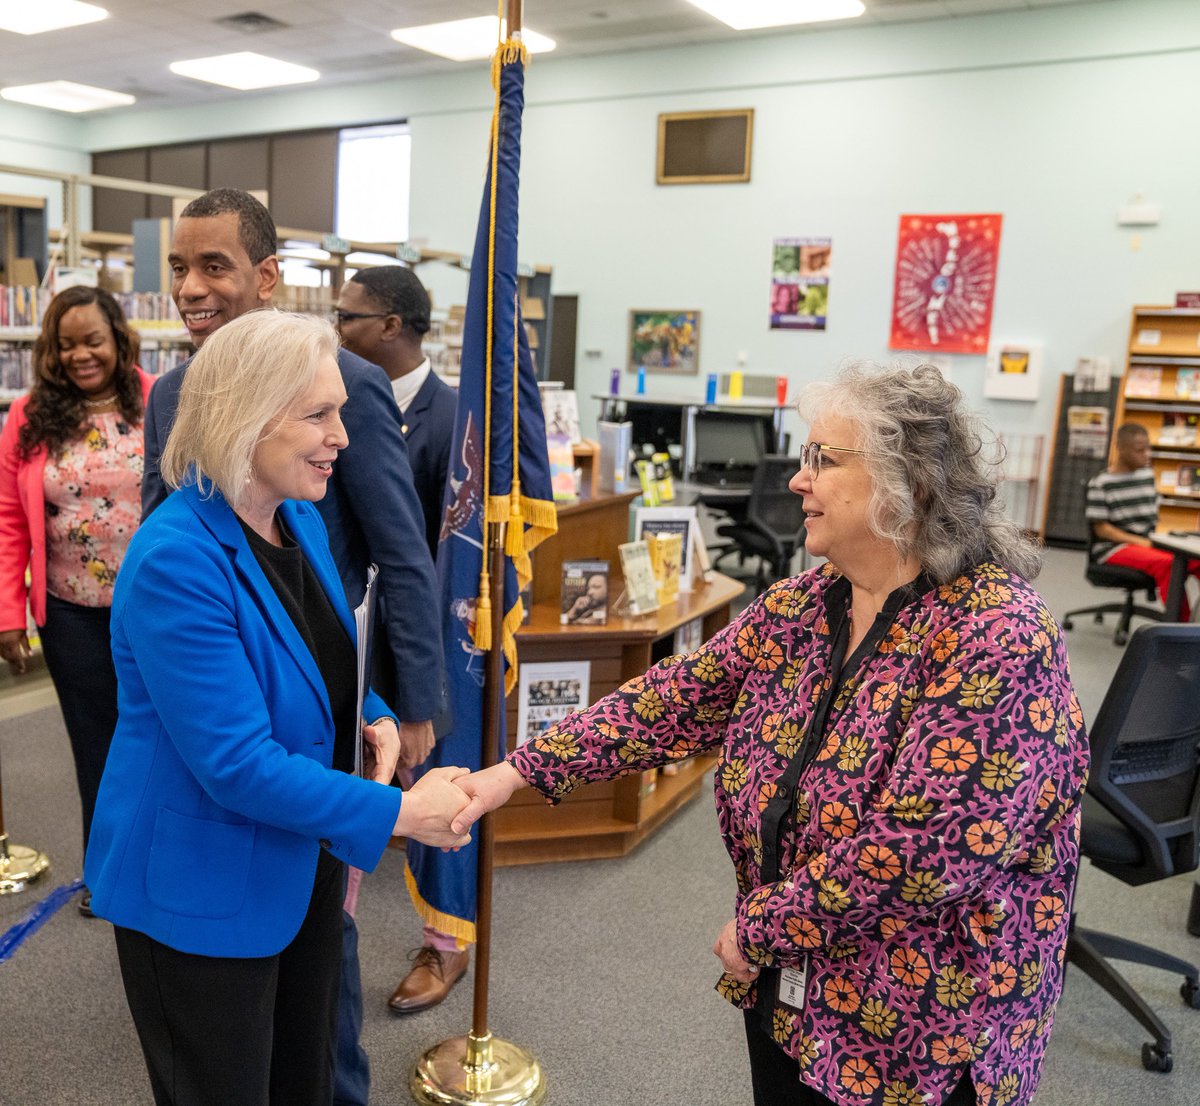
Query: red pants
1105 545 1200 621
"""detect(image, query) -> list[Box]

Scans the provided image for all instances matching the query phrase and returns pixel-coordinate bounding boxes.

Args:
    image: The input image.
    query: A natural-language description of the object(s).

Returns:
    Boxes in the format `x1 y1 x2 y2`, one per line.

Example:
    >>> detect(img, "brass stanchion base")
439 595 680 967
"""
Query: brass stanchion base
411 1031 545 1106
0 835 50 895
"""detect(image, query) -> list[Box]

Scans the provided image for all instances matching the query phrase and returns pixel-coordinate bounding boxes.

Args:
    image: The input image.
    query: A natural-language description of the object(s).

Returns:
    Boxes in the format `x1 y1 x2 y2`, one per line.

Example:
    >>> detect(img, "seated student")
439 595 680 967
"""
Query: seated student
1086 421 1200 619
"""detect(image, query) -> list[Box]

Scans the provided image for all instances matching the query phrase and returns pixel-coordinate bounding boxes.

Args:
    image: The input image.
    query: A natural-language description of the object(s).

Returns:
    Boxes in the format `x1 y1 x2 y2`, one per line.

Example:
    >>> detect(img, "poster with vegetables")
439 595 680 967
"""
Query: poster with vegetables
770 237 831 330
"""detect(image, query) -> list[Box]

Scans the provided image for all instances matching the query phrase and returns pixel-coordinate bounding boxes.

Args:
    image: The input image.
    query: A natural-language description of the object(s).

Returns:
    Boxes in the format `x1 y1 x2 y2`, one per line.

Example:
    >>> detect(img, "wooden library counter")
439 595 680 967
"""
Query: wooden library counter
494 571 744 866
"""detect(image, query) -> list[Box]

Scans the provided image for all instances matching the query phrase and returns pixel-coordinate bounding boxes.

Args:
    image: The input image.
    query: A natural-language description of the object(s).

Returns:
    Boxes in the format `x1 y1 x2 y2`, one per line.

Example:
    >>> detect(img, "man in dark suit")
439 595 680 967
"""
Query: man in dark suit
140 189 445 1106
337 266 457 559
336 265 466 1015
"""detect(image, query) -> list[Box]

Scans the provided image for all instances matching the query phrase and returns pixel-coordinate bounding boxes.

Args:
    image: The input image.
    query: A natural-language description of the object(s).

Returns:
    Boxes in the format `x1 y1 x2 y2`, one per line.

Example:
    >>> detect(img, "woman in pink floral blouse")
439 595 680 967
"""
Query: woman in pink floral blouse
0 286 155 914
454 363 1089 1106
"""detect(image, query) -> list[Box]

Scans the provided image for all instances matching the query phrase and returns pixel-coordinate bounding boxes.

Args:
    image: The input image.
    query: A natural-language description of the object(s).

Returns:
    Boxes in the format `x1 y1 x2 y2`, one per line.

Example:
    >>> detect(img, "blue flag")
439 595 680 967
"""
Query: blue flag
405 36 556 943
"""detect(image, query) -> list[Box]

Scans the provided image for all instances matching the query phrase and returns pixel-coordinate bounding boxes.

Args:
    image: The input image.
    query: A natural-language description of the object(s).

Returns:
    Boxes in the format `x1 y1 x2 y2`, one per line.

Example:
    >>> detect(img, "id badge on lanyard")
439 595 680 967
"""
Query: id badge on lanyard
777 960 809 1011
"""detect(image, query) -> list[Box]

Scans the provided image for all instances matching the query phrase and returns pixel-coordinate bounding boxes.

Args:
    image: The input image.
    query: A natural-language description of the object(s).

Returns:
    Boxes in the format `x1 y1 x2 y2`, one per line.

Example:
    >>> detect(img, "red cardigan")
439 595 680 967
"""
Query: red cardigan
0 369 156 629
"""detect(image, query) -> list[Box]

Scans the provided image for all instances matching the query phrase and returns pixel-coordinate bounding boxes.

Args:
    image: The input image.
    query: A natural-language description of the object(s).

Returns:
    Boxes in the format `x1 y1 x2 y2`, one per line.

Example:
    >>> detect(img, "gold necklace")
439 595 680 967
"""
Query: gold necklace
83 395 117 409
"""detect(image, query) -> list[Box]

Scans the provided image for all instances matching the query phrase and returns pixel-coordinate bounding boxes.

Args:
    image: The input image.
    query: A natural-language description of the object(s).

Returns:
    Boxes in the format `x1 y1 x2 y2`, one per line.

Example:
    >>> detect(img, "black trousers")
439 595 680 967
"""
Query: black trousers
744 1012 977 1105
115 850 345 1106
38 593 118 852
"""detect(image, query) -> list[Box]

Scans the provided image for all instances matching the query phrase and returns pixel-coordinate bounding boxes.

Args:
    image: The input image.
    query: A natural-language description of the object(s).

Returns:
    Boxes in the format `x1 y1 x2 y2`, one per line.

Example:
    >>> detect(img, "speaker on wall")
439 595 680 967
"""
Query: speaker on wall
656 109 753 185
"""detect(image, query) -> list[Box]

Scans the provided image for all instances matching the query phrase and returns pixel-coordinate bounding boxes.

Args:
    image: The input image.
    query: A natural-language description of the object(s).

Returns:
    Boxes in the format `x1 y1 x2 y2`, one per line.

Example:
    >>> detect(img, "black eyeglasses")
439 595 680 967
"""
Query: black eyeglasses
799 442 870 480
334 310 389 324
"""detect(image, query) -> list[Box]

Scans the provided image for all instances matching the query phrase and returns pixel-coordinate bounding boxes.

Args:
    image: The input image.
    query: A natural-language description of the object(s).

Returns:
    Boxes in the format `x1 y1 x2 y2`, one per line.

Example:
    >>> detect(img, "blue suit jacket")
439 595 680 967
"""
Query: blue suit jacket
141 347 446 722
84 483 403 957
401 370 458 556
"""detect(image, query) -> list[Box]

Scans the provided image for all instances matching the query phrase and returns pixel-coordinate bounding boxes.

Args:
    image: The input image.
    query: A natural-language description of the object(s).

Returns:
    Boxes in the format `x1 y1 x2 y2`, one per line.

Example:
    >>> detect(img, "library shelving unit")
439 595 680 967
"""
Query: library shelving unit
1114 306 1200 531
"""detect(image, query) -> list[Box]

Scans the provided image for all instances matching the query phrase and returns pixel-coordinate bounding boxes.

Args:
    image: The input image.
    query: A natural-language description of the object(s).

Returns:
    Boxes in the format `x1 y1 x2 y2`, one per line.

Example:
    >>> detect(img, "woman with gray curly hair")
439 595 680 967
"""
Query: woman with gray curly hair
451 361 1089 1106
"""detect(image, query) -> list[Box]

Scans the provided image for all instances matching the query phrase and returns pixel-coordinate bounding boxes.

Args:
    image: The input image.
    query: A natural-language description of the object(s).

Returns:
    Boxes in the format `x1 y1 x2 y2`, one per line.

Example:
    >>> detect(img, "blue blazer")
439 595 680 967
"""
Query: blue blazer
401 370 458 556
84 483 403 958
141 348 447 723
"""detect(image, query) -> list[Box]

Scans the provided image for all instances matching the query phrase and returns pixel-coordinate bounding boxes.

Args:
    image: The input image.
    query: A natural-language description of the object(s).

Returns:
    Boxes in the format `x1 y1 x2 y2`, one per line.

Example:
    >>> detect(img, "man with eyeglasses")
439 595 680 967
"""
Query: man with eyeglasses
336 266 457 559
140 188 446 1106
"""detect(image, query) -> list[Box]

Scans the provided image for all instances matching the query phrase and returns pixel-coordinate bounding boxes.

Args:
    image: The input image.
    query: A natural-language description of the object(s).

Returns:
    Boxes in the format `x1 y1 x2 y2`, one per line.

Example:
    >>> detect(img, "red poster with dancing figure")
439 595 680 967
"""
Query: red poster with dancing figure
888 213 1002 354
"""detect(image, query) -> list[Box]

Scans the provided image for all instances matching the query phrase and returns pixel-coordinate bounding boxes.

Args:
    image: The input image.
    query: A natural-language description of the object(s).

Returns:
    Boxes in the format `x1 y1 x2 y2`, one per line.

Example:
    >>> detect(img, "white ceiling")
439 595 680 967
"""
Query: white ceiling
0 0 1104 114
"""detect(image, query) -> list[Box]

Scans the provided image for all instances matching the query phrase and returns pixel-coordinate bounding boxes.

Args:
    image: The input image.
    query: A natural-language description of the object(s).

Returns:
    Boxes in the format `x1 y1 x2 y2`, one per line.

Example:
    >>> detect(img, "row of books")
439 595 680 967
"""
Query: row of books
116 292 181 324
0 287 192 330
0 336 190 397
0 285 50 328
1127 365 1200 400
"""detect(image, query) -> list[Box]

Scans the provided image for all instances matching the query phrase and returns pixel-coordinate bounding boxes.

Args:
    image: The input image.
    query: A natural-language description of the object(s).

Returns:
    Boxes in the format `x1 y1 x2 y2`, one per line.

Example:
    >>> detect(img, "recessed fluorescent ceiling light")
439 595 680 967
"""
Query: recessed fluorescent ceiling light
1 80 134 113
686 0 865 30
169 52 320 91
391 17 556 62
0 0 108 35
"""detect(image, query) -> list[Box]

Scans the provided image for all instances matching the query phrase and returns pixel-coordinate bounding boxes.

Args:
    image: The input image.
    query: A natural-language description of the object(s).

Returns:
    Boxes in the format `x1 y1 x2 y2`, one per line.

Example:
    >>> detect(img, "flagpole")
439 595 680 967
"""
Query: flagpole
411 0 546 1098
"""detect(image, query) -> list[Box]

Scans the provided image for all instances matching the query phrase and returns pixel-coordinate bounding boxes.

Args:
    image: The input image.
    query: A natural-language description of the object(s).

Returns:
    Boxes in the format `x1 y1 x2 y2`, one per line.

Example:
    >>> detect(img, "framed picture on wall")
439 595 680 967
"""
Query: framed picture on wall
627 310 700 375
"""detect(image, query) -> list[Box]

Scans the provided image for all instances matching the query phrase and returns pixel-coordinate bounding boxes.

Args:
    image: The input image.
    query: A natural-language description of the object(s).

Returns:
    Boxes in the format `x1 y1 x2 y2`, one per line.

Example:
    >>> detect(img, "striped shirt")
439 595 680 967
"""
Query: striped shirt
1085 467 1159 560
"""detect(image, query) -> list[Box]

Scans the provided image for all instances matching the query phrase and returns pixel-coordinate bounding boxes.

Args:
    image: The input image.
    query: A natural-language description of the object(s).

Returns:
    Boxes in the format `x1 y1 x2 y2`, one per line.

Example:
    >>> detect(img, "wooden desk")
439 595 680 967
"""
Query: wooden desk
493 571 744 866
1150 530 1200 621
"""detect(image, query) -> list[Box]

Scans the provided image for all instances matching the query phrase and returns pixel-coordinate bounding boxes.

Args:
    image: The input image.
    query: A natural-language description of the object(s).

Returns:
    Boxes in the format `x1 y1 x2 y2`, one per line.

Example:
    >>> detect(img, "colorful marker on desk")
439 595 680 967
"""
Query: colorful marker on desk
610 367 620 395
637 365 646 394
705 372 718 404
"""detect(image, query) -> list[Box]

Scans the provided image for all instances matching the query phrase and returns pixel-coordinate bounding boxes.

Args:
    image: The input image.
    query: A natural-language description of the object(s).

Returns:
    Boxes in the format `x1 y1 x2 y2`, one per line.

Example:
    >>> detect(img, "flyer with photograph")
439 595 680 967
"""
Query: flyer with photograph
515 661 591 747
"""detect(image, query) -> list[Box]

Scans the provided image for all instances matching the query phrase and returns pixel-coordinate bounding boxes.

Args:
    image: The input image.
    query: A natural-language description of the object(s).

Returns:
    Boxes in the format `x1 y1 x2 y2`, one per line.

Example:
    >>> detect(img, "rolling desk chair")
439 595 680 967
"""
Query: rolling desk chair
1062 539 1163 646
711 456 807 593
1065 623 1200 1073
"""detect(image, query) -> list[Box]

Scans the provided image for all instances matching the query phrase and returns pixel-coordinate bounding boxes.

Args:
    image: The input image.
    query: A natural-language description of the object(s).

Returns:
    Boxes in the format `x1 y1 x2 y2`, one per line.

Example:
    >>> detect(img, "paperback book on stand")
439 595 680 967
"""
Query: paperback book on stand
560 559 610 625
617 540 660 616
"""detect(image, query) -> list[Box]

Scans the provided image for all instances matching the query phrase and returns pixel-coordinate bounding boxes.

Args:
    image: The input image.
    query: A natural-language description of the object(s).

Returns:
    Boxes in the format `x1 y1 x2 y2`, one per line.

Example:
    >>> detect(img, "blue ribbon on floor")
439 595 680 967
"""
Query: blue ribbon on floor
0 878 84 963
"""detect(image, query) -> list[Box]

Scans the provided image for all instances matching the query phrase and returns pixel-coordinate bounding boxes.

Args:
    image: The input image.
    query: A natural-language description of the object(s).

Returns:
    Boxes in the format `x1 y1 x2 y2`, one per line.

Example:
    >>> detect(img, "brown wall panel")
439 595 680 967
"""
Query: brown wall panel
147 144 207 218
92 149 149 234
207 137 270 193
269 131 337 233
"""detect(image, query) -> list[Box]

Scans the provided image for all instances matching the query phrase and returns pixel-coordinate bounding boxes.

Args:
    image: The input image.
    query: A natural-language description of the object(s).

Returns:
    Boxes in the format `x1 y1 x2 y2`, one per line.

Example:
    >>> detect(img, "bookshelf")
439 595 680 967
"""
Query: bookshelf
1114 306 1200 530
0 290 192 411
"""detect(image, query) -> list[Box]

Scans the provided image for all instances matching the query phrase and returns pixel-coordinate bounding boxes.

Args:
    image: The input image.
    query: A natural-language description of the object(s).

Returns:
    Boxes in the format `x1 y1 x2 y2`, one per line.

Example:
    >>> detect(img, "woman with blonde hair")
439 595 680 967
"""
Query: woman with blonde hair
85 310 471 1106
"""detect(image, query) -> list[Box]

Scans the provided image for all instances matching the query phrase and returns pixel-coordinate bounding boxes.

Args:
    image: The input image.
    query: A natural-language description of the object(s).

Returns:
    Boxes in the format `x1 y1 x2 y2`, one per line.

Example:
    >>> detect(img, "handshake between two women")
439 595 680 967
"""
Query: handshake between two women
388 761 527 849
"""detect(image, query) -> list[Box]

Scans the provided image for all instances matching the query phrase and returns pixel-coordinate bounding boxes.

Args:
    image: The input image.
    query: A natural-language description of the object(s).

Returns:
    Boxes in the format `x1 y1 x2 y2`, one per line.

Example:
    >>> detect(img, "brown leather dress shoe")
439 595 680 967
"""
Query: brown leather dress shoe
388 947 470 1014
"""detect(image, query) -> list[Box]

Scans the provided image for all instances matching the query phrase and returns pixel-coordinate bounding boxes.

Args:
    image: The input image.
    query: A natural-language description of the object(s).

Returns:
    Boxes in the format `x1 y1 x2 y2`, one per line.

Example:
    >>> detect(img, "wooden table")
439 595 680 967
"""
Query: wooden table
494 571 744 866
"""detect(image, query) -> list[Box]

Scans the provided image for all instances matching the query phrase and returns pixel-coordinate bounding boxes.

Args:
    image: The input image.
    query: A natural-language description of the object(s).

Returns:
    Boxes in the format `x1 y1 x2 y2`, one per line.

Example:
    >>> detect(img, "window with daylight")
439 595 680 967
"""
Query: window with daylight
335 123 412 243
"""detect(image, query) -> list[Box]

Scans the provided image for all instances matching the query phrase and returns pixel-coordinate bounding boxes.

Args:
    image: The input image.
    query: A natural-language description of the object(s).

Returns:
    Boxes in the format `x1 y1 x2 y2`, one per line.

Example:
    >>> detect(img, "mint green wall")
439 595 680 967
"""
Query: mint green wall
17 0 1200 469
0 102 88 230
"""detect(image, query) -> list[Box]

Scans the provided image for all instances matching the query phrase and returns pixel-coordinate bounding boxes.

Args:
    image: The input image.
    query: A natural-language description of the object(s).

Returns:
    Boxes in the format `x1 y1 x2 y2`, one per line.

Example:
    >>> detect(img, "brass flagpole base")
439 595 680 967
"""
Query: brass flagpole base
411 1031 545 1106
0 832 50 895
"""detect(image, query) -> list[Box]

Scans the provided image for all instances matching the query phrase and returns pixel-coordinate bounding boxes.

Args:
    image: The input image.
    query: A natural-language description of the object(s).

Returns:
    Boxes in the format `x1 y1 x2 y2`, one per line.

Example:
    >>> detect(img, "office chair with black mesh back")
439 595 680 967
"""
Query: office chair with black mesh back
1065 623 1200 1073
1062 537 1163 646
712 456 807 594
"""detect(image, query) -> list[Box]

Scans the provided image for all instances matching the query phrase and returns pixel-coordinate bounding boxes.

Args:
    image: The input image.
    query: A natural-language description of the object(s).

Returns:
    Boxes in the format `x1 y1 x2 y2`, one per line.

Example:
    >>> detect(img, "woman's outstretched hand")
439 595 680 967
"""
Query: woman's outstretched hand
393 766 474 849
449 762 528 836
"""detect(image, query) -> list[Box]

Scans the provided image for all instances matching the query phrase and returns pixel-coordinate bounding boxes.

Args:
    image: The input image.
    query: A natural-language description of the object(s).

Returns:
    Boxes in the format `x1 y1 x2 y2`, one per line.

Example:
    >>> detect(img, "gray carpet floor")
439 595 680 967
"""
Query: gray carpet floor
1 547 1199 1104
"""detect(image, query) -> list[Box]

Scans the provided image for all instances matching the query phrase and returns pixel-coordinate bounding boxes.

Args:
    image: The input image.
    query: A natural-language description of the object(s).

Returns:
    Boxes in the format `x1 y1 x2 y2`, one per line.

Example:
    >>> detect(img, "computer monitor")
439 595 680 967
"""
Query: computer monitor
692 412 766 482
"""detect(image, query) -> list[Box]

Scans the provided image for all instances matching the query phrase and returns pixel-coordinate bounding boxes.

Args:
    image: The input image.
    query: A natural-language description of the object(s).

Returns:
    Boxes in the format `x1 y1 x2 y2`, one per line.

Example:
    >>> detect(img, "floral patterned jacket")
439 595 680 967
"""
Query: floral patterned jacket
509 562 1089 1106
